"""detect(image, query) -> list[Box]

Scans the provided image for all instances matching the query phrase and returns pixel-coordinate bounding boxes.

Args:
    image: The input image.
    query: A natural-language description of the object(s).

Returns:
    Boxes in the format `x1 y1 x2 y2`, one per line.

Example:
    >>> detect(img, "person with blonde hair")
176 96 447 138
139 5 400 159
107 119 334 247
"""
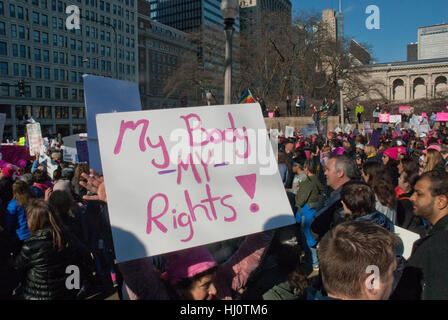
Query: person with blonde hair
364 145 377 162
423 147 445 174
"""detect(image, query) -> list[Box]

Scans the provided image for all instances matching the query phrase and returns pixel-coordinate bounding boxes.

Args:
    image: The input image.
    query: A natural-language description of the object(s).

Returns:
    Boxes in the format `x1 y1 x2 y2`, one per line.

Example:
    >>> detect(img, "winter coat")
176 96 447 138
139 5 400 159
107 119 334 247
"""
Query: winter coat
120 230 275 300
353 210 395 233
262 280 304 300
6 199 30 241
295 175 324 209
0 225 19 299
392 214 448 300
396 193 426 237
13 227 94 300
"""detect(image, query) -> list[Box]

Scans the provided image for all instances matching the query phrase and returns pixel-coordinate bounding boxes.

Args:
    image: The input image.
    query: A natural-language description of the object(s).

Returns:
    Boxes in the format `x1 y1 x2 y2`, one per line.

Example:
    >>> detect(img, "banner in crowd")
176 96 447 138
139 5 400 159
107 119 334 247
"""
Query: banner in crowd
62 146 77 163
399 106 410 114
389 115 402 124
0 145 27 167
285 126 294 138
301 124 318 137
96 103 295 262
372 112 380 118
76 140 89 163
363 121 372 135
436 112 448 122
237 89 255 104
379 113 390 123
83 75 142 174
0 113 6 142
26 123 43 156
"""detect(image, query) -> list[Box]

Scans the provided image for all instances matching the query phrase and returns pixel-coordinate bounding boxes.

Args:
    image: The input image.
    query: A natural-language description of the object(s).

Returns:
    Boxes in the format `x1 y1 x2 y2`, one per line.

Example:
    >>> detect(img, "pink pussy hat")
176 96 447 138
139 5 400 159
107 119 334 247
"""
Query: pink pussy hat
383 147 399 161
163 246 217 286
423 145 441 154
1 166 15 178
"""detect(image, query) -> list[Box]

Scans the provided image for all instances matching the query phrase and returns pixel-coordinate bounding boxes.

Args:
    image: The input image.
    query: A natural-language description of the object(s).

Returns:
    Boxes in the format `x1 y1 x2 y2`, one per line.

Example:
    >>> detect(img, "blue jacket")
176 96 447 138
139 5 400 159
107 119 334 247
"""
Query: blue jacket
6 199 30 241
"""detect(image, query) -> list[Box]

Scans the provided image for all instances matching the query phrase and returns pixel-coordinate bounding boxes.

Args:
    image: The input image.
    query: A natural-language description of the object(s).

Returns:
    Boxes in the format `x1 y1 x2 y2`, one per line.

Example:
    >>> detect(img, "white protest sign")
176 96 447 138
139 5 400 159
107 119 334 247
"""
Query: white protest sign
419 124 430 134
62 133 87 148
62 146 77 163
83 75 142 174
0 113 6 142
344 124 352 133
269 129 279 150
285 126 294 138
96 103 295 262
38 153 59 179
394 225 420 260
26 123 43 156
389 115 402 123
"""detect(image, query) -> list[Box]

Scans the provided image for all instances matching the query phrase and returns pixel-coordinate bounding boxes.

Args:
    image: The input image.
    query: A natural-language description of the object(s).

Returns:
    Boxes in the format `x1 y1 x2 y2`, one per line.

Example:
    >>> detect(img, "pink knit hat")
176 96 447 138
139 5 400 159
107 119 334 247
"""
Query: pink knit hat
1 166 15 178
330 147 347 156
423 145 441 154
163 246 217 286
383 147 399 161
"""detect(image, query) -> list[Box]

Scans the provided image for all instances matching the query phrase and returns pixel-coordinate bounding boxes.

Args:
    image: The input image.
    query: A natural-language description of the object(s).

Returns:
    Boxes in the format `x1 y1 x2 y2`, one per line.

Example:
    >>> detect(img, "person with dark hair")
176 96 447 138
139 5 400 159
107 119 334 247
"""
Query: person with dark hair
31 168 53 199
382 147 400 187
393 171 448 299
396 170 426 236
340 181 394 232
308 221 400 300
12 199 95 300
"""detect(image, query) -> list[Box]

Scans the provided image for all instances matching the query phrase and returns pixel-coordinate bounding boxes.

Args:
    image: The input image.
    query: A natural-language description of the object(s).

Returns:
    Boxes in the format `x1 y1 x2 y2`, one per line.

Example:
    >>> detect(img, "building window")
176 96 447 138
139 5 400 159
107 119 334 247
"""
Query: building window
10 24 17 38
36 86 43 98
0 2 3 16
71 71 77 82
17 6 23 19
18 26 24 39
20 64 26 76
59 51 64 64
0 61 8 75
34 31 40 43
71 54 76 66
34 48 41 61
9 4 15 18
43 50 49 62
58 18 63 29
12 44 18 57
55 106 69 118
55 87 61 98
44 87 51 98
42 14 48 26
72 88 77 99
0 41 6 55
13 63 18 76
35 66 41 79
53 68 59 80
35 106 52 118
0 22 5 35
42 32 49 44
32 11 39 24
60 69 65 80
72 106 85 119
62 88 68 99
43 67 50 79
77 40 82 51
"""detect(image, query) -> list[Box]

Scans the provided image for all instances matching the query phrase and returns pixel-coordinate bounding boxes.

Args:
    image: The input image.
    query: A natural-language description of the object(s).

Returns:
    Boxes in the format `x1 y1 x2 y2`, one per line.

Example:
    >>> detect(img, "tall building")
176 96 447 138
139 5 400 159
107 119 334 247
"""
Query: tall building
137 0 191 109
407 43 418 61
148 0 241 103
321 9 336 41
418 24 448 60
0 0 138 140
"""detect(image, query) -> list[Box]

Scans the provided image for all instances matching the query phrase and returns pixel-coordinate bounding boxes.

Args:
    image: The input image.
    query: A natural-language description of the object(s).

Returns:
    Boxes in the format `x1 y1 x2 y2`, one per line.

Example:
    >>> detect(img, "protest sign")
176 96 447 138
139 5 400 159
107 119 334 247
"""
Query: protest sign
285 126 294 138
62 146 77 163
268 112 274 118
83 75 142 173
26 123 43 156
76 140 89 163
379 113 390 123
419 124 430 134
399 106 410 114
62 133 87 149
372 112 380 118
96 103 295 262
301 124 318 137
436 112 448 122
18 137 25 146
0 113 6 142
389 115 402 123
344 124 352 133
38 153 59 179
421 112 427 118
0 145 27 167
394 226 420 260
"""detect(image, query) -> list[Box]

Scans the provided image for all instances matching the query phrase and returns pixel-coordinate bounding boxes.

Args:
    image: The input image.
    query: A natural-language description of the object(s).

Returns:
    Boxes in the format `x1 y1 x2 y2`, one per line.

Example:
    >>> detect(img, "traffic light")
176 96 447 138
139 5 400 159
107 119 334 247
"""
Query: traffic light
18 80 25 96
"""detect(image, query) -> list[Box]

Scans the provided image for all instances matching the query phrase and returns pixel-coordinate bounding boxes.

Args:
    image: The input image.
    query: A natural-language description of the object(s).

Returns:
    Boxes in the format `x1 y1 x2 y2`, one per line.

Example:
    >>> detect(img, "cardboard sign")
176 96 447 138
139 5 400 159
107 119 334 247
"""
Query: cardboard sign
363 121 371 129
62 146 77 163
0 113 6 142
379 113 390 123
0 145 27 167
436 112 448 122
285 126 294 138
96 103 295 262
389 115 402 123
399 106 410 114
76 140 89 163
83 75 142 174
26 123 43 156
394 225 420 260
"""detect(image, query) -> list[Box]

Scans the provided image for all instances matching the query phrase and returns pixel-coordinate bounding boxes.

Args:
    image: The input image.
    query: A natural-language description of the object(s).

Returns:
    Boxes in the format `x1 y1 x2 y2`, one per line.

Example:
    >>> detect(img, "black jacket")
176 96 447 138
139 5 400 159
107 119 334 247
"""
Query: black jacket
392 214 448 300
13 227 94 300
396 193 426 237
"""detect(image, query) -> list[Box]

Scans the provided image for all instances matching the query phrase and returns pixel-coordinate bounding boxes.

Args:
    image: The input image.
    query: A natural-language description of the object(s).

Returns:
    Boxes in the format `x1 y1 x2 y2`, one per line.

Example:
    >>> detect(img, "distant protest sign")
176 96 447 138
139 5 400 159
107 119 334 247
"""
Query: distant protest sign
26 123 43 156
76 140 89 163
436 112 448 122
285 126 294 138
394 226 420 260
389 115 402 123
83 75 142 173
96 103 295 262
379 113 390 123
399 106 410 114
301 124 318 137
62 146 77 163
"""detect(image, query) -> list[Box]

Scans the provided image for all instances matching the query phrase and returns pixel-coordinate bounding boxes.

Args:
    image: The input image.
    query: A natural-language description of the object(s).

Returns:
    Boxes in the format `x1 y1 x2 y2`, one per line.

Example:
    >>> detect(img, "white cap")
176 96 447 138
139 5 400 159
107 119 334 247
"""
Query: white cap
355 144 365 150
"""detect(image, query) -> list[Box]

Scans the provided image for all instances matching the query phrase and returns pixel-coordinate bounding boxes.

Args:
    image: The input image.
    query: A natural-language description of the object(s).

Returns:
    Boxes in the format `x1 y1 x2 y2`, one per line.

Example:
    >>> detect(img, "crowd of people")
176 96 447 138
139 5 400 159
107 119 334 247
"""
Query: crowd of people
1 111 448 301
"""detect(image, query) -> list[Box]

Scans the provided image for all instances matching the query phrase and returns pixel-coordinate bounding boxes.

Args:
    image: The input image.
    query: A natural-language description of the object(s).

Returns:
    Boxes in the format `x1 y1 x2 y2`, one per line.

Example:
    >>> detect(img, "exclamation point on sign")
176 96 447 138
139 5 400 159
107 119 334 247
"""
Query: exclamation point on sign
235 173 259 213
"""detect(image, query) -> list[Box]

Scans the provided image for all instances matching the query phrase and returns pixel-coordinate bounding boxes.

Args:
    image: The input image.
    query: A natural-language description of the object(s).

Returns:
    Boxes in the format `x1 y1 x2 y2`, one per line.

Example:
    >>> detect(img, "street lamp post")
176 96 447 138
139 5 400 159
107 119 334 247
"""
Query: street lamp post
221 0 239 105
337 79 345 127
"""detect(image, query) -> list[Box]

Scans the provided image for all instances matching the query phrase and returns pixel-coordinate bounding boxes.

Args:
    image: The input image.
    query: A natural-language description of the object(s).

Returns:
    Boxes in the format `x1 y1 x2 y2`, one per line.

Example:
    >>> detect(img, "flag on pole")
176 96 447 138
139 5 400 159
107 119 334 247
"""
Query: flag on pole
237 89 255 104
